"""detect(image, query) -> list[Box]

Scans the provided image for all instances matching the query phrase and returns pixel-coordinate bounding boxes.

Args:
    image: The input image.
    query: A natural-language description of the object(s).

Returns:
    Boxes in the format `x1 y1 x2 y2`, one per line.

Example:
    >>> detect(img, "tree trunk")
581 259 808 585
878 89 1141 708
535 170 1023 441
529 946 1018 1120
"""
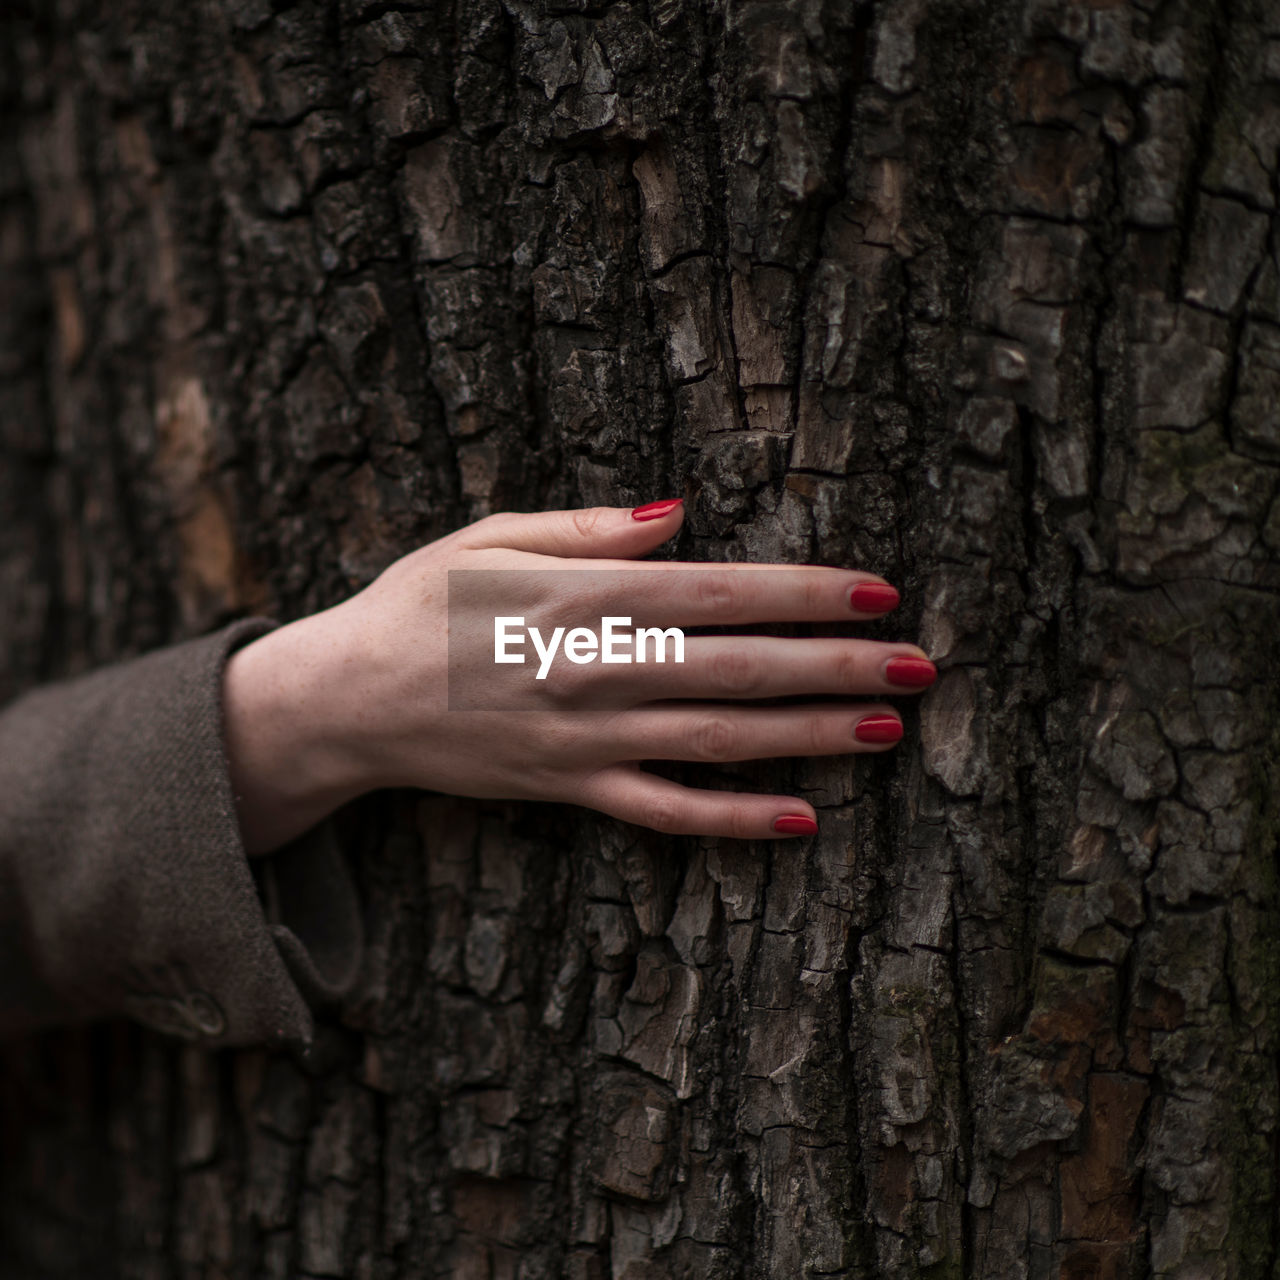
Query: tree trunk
3 0 1279 1276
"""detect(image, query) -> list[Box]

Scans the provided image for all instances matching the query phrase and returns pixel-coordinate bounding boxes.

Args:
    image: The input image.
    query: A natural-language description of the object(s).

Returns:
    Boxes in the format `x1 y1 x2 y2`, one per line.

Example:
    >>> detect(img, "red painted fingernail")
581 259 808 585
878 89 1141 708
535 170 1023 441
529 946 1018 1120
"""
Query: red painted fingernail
632 499 683 521
854 714 904 743
849 582 900 613
773 814 818 836
885 656 937 688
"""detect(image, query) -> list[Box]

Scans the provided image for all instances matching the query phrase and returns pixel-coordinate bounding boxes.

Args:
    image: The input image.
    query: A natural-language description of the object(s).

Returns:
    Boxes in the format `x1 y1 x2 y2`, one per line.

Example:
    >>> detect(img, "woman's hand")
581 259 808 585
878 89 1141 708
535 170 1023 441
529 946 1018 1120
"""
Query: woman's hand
221 502 935 853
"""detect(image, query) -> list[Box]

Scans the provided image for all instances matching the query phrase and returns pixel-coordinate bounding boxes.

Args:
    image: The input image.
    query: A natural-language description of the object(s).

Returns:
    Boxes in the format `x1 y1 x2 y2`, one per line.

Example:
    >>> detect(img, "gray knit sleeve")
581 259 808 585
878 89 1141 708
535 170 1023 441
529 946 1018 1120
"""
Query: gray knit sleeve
0 620 363 1048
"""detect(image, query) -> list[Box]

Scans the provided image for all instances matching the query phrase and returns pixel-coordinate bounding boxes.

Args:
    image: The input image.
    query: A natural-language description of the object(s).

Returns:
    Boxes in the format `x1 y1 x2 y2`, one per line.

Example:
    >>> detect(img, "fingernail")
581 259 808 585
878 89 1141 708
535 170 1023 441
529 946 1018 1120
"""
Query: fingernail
773 814 818 836
849 582 900 613
854 714 904 743
885 656 937 688
632 499 683 522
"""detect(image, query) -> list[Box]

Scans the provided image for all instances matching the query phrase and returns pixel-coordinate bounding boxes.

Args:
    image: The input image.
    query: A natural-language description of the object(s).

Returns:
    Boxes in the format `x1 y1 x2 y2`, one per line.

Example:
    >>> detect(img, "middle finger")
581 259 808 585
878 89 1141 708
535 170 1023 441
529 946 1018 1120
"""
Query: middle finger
577 635 937 703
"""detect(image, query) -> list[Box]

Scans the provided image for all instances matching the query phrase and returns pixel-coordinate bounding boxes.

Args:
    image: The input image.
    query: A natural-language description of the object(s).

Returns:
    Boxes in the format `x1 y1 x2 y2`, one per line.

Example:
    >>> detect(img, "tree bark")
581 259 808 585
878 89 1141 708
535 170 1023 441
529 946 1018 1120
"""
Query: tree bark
3 0 1279 1276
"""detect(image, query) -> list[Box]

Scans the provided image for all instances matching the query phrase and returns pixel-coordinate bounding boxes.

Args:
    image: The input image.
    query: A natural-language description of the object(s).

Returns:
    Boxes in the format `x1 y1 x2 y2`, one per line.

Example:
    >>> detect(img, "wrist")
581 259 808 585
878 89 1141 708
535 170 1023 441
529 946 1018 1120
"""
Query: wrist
222 608 375 854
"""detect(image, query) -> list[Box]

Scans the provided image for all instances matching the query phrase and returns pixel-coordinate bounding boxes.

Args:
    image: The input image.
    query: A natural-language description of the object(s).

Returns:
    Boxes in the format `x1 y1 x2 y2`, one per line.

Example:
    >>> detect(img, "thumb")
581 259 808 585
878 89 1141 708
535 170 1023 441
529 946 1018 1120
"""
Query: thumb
458 500 685 559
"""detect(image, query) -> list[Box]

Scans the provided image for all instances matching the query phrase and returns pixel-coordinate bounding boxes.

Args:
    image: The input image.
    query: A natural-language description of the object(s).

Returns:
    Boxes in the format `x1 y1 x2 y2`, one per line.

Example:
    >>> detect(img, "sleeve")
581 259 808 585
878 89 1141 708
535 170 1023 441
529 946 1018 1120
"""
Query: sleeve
0 619 364 1049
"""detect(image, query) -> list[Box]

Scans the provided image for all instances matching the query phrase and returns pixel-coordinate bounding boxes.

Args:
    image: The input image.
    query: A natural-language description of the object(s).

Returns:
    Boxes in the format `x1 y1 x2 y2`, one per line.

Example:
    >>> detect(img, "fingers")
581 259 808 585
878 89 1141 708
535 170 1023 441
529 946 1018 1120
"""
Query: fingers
584 636 935 702
563 562 902 625
610 703 904 763
454 508 909 627
458 502 684 559
581 765 819 839
457 512 904 623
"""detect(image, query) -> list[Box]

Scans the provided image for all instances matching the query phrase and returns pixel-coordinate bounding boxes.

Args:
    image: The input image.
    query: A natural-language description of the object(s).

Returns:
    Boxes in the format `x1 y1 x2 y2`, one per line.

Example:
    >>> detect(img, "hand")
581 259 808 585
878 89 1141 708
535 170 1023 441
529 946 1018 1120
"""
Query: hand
221 502 935 852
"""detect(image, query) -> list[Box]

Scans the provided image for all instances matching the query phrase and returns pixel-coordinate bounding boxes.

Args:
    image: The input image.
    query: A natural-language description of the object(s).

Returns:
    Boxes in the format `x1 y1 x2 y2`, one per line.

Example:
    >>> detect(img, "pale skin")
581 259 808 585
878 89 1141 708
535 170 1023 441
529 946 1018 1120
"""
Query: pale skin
221 500 936 854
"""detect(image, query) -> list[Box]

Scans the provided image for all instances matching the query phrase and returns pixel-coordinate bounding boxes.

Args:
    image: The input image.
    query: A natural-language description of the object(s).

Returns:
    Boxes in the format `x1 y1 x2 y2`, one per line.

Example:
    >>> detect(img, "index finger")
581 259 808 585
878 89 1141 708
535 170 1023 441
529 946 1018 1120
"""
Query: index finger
563 561 902 625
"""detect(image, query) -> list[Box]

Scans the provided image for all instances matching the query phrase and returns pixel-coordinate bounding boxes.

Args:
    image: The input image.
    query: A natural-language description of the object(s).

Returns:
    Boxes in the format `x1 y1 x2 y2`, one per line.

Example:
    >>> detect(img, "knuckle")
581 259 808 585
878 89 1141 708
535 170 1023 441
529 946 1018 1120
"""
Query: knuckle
460 511 518 548
543 658 596 706
533 718 573 754
696 571 741 615
802 575 826 615
641 794 685 835
691 713 739 762
478 511 518 535
708 646 762 696
806 714 830 753
533 578 585 621
566 579 606 618
571 507 603 539
832 646 863 690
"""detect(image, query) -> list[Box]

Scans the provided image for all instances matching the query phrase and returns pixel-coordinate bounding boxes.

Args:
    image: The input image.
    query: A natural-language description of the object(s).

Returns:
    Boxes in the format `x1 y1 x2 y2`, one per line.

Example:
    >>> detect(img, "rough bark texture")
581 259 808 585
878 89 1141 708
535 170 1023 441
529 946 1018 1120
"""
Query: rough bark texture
3 0 1280 1276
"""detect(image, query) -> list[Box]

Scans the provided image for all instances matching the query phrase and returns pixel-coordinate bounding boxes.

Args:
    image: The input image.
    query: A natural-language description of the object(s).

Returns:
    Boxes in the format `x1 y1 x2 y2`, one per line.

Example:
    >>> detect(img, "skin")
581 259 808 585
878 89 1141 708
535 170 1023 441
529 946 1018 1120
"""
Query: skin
221 502 935 853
